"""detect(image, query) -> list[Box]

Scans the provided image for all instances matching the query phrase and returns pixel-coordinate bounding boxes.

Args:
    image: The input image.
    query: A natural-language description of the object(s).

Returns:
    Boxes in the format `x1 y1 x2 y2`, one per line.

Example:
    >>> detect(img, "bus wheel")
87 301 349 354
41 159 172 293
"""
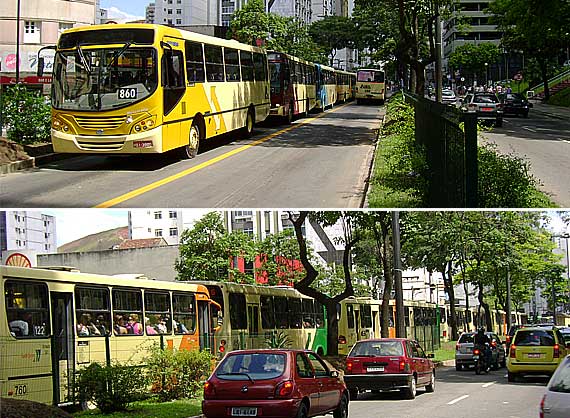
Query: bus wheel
285 102 293 124
181 123 200 159
244 107 255 137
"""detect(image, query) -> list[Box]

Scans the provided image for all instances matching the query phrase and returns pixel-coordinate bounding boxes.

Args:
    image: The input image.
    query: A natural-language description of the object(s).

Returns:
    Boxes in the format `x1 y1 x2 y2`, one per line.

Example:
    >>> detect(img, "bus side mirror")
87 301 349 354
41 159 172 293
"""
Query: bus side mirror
37 57 45 77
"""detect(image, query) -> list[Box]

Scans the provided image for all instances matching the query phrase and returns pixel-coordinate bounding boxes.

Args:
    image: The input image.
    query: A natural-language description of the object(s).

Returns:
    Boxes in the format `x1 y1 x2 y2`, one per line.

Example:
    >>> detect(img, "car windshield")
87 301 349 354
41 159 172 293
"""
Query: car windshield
513 330 555 346
549 359 570 393
350 340 404 356
474 94 498 103
269 62 282 92
52 47 158 111
216 353 286 380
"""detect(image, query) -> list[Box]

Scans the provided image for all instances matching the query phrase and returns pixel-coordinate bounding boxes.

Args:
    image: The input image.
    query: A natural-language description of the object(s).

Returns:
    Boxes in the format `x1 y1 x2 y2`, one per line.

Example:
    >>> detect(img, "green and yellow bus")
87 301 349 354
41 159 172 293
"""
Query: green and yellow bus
337 297 381 355
40 23 270 158
197 281 328 358
1 266 220 406
355 68 385 104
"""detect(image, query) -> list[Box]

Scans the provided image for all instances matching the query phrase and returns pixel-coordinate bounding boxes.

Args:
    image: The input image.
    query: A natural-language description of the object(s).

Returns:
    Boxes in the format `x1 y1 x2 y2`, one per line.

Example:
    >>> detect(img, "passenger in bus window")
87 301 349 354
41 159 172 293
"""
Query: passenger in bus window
173 318 189 334
95 314 110 336
77 314 91 336
145 317 158 335
9 313 31 336
113 314 128 335
156 316 168 334
126 313 143 335
85 314 101 336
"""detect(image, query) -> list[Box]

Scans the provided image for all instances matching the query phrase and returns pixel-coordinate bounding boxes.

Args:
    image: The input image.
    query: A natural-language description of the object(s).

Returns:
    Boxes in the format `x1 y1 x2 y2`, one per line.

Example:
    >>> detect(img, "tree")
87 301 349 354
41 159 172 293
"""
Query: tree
255 229 306 286
447 43 500 85
227 0 270 45
489 0 570 99
175 212 257 283
309 16 356 66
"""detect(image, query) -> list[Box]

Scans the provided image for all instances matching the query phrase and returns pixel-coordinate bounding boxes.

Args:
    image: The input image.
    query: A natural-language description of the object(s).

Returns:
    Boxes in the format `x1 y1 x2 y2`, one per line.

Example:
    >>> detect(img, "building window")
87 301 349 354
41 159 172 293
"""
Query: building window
24 21 41 44
176 18 182 24
167 19 173 24
58 22 73 36
176 9 182 14
169 228 178 237
154 211 162 219
167 9 173 14
169 211 177 219
148 228 152 233
168 0 173 3
44 244 49 251
155 229 163 237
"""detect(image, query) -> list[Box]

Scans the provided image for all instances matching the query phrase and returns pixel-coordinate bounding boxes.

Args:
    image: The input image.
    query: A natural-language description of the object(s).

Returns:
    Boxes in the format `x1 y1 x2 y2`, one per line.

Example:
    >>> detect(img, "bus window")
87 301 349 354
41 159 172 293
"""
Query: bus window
253 52 267 82
229 292 247 329
302 299 315 328
360 304 372 328
112 289 143 336
224 48 240 82
288 298 302 329
5 280 50 338
205 45 224 82
347 304 355 329
173 292 196 334
273 296 288 329
161 49 185 115
240 51 254 82
144 291 172 335
185 41 205 83
315 301 325 328
75 286 111 337
261 295 275 329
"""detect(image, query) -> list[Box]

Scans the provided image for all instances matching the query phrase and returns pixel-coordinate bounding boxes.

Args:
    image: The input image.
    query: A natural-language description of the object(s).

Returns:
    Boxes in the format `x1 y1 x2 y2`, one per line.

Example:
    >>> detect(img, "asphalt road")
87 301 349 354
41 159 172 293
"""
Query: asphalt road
483 110 570 206
0 102 383 208
348 366 547 418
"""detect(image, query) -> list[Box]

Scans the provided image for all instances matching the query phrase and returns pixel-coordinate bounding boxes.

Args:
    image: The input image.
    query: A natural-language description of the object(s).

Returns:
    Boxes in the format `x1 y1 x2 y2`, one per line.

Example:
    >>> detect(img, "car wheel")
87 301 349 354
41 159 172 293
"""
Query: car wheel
333 394 348 418
349 388 358 401
507 372 517 383
425 371 435 393
402 376 416 399
455 363 462 371
296 402 308 418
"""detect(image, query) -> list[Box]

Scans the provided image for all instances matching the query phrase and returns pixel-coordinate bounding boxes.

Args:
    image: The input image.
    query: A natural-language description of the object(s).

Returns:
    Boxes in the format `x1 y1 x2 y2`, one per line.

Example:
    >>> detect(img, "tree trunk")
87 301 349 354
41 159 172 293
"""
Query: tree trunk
539 58 550 100
380 251 393 338
325 300 340 355
442 262 458 341
477 282 493 331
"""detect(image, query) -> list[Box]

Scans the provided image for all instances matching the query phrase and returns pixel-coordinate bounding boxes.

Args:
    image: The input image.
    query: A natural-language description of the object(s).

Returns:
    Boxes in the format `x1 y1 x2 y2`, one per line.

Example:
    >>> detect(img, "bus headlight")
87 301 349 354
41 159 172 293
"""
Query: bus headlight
52 117 70 133
131 116 157 134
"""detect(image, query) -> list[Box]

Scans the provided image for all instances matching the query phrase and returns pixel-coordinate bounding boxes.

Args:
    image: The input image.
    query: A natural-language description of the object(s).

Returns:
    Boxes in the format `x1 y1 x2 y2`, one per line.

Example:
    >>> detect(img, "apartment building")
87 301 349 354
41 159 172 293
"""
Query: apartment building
0 211 57 261
0 0 96 86
149 0 219 26
129 210 185 246
271 0 312 26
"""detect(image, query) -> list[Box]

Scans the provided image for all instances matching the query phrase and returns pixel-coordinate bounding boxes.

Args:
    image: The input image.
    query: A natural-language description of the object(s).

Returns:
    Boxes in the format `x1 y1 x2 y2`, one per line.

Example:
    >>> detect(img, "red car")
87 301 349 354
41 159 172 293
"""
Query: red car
343 338 435 400
202 349 349 418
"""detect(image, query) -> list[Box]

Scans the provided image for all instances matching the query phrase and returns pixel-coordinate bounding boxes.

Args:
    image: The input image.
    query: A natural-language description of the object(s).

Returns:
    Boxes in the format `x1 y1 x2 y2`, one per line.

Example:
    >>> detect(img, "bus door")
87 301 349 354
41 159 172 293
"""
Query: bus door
50 292 74 404
161 39 187 148
197 300 211 351
354 308 361 341
372 310 379 338
247 304 260 349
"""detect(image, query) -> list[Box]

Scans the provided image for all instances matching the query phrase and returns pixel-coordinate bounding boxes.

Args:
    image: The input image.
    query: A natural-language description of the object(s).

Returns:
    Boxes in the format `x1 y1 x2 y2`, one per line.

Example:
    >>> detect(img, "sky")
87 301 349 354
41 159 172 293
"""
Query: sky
101 0 147 21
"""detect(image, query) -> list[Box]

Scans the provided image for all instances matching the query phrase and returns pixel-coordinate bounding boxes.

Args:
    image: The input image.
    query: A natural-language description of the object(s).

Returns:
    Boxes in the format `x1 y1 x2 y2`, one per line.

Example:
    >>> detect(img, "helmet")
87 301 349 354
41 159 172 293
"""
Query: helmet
478 327 485 334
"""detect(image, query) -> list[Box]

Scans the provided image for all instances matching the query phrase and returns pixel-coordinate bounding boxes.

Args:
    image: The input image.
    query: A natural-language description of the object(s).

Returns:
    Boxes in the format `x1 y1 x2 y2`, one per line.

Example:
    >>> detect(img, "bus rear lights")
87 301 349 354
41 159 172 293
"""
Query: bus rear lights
338 335 347 344
219 339 226 353
133 140 153 148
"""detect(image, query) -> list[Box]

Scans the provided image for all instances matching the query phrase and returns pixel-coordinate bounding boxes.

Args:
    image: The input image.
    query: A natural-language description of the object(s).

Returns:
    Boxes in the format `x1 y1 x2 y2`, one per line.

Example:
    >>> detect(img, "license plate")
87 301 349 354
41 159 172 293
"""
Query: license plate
367 367 384 372
231 407 257 416
527 353 542 359
481 107 493 111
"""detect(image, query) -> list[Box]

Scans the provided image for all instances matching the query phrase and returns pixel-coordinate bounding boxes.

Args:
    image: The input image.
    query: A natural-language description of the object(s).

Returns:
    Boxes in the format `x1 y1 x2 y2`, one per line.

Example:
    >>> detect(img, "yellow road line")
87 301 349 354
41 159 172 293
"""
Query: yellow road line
94 102 352 208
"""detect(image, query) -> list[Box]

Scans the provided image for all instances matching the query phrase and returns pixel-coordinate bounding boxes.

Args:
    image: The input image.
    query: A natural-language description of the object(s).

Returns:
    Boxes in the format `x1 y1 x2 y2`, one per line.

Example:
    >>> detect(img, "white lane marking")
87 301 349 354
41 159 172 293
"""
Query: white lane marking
563 140 570 145
523 127 537 132
448 394 470 405
482 381 496 388
504 373 509 378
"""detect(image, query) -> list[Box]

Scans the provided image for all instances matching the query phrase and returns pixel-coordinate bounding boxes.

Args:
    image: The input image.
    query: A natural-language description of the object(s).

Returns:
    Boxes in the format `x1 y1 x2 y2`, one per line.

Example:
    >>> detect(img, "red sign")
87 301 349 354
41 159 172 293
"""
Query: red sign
0 75 52 85
4 54 17 71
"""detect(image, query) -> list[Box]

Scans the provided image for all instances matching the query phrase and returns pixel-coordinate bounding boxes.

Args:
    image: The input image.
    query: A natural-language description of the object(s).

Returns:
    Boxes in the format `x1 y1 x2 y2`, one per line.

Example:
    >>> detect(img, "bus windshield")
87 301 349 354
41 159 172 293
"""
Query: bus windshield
269 62 282 93
357 70 384 83
52 47 158 111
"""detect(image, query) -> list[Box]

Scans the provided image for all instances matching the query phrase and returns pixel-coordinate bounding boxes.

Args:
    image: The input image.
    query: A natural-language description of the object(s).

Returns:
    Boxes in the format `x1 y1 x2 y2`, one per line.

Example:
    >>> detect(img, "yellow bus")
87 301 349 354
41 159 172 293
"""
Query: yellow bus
355 68 385 104
338 297 381 355
40 23 270 158
196 281 328 358
335 70 356 103
1 266 220 406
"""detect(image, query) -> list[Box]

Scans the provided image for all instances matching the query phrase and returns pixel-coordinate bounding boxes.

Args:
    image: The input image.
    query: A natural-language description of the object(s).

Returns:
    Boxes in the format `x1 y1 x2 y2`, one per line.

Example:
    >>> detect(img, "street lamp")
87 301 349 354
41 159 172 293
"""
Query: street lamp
16 0 21 82
484 62 489 87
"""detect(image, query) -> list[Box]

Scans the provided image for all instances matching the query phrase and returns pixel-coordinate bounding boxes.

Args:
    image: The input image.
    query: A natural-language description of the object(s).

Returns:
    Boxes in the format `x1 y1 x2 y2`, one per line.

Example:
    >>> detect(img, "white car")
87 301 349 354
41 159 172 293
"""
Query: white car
441 89 457 104
540 355 570 418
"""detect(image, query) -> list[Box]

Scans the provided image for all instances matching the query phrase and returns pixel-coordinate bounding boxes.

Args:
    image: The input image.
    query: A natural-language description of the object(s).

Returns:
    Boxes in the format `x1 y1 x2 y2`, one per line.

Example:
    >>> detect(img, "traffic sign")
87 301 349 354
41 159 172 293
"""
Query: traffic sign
513 73 523 81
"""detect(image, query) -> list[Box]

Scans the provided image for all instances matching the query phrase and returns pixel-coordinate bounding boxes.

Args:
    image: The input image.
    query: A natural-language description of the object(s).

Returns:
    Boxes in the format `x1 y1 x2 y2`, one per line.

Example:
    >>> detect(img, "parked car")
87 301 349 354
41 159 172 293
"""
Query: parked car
343 338 435 400
498 92 533 117
202 349 349 418
441 89 458 105
559 327 570 345
540 355 570 418
460 93 504 127
455 331 506 371
507 327 569 382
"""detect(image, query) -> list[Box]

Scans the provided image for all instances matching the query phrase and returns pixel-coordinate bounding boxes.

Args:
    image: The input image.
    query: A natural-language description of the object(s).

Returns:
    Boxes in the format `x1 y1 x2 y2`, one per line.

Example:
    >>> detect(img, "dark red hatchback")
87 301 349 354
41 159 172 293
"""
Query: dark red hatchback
343 338 435 400
202 349 349 418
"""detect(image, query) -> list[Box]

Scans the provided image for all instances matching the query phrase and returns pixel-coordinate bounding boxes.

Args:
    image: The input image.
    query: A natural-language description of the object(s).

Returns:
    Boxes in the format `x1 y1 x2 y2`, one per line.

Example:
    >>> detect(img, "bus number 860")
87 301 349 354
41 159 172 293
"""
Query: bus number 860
118 88 137 100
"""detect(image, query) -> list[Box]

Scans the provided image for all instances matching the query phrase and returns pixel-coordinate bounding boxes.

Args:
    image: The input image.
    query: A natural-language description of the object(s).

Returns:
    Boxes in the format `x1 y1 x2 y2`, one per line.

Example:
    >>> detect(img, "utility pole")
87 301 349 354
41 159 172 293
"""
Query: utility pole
16 0 21 83
392 212 405 338
506 266 512 330
435 1 442 102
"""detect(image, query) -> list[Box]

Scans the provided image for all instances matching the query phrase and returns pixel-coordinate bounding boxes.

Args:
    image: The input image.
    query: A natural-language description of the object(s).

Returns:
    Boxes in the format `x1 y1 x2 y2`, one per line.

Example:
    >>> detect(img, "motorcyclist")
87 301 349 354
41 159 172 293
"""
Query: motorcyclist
473 327 492 372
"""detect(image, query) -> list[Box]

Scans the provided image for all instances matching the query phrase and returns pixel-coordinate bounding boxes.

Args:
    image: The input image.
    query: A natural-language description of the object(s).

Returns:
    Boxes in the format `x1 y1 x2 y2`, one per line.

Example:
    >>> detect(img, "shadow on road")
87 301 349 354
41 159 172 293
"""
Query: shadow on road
438 366 549 388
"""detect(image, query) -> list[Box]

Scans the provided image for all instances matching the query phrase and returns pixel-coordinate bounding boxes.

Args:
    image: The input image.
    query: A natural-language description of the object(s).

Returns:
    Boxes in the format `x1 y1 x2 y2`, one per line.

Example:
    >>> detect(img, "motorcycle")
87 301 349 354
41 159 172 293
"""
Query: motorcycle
473 344 490 375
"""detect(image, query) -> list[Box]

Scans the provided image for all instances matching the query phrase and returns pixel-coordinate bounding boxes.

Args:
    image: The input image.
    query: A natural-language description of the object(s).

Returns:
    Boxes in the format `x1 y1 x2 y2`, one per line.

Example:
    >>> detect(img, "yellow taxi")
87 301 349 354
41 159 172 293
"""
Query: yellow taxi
507 327 569 382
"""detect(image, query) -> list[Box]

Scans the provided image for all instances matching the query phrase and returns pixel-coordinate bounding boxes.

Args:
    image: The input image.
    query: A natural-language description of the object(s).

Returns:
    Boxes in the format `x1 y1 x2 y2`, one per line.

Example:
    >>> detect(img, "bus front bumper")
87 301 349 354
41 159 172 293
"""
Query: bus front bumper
51 125 164 154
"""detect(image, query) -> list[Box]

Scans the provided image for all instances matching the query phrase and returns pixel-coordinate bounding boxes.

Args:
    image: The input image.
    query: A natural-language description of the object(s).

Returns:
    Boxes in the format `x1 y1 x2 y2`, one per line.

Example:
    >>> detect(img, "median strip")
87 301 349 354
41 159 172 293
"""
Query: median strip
94 103 352 208
447 394 469 405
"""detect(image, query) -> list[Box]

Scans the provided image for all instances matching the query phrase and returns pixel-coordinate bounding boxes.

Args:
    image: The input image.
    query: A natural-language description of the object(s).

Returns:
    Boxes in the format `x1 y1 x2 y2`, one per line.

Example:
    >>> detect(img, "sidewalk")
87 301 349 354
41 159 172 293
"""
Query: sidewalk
528 100 570 120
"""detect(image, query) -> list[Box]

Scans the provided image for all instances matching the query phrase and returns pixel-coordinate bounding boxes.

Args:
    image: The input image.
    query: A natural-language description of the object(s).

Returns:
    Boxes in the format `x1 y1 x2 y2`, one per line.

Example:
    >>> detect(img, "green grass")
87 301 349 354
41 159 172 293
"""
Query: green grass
73 398 202 418
547 86 570 107
433 341 456 362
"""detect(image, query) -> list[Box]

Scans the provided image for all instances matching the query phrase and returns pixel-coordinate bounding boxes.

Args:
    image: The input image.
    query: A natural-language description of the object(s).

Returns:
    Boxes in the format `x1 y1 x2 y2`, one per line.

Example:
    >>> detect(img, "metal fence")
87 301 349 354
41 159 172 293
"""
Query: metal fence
403 91 478 207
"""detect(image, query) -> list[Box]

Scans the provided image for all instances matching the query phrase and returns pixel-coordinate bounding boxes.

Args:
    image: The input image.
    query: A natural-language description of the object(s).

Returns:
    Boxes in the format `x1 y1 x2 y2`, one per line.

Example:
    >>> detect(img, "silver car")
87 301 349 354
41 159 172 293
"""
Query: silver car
540 355 570 418
441 89 457 105
460 93 504 127
455 331 506 371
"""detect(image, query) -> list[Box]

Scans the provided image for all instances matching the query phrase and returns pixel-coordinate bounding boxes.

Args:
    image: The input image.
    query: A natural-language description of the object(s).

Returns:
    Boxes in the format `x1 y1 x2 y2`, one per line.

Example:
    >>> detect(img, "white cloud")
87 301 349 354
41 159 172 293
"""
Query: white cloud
105 6 144 23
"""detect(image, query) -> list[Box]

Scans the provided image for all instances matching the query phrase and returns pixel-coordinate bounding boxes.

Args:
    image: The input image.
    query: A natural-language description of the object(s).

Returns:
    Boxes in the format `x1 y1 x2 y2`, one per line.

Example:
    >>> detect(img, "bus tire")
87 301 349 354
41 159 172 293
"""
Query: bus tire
181 122 200 159
285 102 293 124
244 107 255 137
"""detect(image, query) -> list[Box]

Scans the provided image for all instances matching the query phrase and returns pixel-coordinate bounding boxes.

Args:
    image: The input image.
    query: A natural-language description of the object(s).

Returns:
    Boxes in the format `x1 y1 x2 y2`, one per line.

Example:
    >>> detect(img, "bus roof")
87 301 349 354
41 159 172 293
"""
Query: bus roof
1 266 209 295
59 23 265 53
193 280 314 299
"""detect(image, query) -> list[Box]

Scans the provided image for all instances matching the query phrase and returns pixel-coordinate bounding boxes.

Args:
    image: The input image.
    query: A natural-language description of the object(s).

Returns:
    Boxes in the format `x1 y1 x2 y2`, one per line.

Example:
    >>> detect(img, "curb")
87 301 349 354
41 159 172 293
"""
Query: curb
0 157 35 174
362 112 386 208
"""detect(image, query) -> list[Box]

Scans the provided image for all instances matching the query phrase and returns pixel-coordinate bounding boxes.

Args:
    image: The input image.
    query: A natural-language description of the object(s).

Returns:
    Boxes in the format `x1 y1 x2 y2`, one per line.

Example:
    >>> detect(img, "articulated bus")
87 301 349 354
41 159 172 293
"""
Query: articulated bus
39 23 270 158
268 51 317 123
1 266 220 406
315 64 337 110
337 297 381 355
355 68 386 104
335 70 357 103
197 281 327 358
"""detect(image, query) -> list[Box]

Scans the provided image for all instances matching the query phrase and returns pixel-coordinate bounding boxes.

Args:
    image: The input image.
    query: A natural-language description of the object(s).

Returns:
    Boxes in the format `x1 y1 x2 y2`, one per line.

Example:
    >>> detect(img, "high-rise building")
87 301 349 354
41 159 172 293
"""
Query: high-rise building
0 211 57 260
0 0 96 88
271 0 312 26
129 210 185 246
151 0 219 27
146 2 156 23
